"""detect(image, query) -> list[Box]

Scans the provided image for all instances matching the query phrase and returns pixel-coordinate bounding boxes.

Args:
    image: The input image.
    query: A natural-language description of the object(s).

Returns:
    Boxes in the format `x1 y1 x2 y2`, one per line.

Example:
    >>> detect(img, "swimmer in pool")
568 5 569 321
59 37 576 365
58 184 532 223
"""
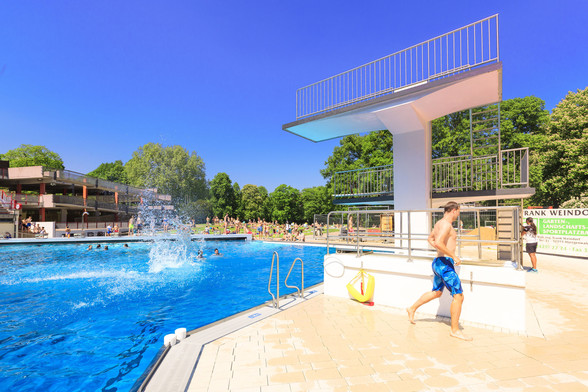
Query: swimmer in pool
213 248 221 256
406 201 472 341
87 245 93 250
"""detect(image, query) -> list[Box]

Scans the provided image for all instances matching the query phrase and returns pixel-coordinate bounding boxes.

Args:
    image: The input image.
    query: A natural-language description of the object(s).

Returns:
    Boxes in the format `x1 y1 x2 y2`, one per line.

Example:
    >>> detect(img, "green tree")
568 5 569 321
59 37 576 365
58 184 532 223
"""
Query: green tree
209 172 236 218
258 185 271 221
233 182 243 220
431 96 549 158
177 199 212 223
535 87 588 207
241 184 267 221
0 144 65 170
125 143 208 205
321 130 394 182
88 160 129 184
300 186 333 223
268 184 303 223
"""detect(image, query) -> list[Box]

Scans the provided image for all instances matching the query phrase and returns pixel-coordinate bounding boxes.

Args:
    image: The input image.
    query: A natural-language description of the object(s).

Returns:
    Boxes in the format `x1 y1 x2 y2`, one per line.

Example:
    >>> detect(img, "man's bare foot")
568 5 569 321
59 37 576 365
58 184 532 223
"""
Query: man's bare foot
450 331 473 341
406 308 415 324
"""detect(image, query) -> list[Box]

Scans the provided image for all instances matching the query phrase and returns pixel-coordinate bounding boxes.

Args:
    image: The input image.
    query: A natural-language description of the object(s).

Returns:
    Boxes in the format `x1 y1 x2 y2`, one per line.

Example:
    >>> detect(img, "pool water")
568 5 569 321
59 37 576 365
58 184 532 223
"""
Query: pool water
0 239 328 391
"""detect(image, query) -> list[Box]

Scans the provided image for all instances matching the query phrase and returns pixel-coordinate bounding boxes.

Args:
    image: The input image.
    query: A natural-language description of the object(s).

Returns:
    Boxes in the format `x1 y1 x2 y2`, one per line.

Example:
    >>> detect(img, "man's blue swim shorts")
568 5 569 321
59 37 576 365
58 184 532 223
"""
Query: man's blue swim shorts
432 257 463 296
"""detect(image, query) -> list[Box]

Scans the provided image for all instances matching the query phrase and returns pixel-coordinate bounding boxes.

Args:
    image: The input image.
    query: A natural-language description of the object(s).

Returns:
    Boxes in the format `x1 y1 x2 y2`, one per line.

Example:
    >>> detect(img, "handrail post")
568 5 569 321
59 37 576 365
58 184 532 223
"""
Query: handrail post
356 210 360 258
268 251 280 308
407 211 412 262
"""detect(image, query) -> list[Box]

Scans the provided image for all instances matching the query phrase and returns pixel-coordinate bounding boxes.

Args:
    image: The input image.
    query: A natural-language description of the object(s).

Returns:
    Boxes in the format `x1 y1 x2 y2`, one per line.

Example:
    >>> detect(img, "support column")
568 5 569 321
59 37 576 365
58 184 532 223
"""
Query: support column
40 183 46 222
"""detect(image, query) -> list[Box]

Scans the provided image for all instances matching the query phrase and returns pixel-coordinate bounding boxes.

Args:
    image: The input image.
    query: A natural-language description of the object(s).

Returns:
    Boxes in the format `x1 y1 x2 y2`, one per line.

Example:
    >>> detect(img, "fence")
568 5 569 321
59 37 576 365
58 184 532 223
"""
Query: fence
432 147 529 192
296 15 499 119
333 165 394 198
325 206 522 268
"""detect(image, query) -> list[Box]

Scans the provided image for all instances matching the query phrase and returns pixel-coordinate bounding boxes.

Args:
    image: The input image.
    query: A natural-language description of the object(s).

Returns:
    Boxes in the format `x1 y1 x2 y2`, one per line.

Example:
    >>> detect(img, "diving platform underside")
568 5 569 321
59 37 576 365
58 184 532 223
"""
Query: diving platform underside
283 63 502 142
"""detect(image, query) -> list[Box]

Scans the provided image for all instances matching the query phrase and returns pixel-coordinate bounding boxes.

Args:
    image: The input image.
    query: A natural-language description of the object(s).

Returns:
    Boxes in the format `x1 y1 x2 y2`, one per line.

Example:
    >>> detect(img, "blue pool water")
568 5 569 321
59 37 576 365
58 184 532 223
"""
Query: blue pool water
0 239 328 391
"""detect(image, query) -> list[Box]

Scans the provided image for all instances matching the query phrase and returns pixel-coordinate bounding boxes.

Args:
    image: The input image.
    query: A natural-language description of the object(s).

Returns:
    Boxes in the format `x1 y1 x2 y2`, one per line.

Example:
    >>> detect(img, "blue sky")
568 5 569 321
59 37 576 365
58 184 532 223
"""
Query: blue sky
1 0 586 192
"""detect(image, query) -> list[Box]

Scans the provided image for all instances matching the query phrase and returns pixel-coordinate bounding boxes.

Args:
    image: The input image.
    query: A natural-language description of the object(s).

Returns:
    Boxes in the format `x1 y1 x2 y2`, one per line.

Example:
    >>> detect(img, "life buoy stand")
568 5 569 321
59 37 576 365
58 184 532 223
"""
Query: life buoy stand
346 270 375 305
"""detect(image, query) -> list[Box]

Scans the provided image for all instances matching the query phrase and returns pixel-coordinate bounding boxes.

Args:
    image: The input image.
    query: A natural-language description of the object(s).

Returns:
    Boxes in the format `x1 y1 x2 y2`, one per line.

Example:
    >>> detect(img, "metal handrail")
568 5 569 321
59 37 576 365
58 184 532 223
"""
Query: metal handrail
296 15 499 119
268 251 280 308
326 206 522 269
284 257 304 298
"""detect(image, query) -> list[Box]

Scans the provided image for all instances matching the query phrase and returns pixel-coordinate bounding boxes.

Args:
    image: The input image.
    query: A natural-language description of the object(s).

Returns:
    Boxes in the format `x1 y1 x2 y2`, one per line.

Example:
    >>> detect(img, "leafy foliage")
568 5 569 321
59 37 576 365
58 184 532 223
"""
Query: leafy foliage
0 144 65 170
209 172 236 218
268 184 303 223
241 184 267 221
88 160 129 184
125 143 208 205
300 186 333 223
321 130 393 181
534 87 588 207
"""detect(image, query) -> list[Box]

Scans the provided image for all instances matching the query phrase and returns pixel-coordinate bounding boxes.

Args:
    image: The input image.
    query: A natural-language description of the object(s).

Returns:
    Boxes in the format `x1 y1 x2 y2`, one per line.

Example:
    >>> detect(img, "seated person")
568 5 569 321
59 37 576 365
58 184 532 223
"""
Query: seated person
297 231 305 242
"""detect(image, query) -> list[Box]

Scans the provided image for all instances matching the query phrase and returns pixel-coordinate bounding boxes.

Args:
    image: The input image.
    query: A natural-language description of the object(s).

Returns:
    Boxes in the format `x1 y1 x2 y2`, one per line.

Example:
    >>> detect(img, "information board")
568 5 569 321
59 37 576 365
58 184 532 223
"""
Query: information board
523 209 588 258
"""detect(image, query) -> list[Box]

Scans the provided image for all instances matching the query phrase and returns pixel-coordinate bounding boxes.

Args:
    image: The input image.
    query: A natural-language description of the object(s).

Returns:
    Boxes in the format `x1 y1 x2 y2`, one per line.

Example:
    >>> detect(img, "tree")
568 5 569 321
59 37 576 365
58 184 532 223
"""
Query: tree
88 160 129 184
125 143 208 205
0 144 65 170
241 184 266 221
431 96 549 158
233 182 243 220
268 184 303 223
321 130 393 182
535 87 588 207
209 172 236 218
176 199 212 223
258 186 270 221
300 186 333 223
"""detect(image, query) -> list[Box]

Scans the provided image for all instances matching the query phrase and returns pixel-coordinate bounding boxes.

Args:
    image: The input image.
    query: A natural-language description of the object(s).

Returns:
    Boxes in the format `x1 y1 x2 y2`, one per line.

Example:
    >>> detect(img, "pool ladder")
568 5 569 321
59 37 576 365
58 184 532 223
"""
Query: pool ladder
268 251 304 309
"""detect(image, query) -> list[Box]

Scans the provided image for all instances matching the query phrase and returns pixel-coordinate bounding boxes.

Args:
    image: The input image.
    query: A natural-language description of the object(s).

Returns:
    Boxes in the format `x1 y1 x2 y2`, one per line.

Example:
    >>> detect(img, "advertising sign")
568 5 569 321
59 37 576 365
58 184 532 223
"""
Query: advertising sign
523 209 588 258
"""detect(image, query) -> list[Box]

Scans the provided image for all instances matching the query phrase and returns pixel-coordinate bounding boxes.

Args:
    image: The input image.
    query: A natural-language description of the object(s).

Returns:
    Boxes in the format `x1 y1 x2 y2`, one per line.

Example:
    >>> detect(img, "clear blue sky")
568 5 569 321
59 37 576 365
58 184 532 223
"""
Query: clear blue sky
1 0 586 192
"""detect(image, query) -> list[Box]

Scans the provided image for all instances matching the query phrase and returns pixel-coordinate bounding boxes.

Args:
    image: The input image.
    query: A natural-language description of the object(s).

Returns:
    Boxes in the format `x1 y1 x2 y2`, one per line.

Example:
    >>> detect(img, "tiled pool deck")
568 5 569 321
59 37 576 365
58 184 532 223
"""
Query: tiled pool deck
149 252 588 392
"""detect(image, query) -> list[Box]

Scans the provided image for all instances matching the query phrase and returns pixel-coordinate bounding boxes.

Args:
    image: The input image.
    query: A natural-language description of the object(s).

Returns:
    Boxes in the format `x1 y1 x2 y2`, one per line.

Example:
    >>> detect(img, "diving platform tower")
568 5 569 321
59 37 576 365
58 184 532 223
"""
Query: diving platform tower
283 15 512 211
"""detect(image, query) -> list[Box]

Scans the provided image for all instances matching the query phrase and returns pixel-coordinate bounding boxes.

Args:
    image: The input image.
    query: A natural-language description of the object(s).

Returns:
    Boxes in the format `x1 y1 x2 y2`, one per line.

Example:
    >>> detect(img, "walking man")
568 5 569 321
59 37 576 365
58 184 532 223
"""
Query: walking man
406 201 472 341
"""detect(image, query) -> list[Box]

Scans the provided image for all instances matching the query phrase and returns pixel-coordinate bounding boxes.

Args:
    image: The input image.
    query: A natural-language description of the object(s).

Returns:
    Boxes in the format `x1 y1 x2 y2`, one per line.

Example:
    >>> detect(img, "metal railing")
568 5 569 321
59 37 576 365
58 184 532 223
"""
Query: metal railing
268 251 280 308
284 257 304 298
333 164 394 198
0 190 13 210
326 206 522 268
432 147 529 193
11 193 42 206
296 15 499 119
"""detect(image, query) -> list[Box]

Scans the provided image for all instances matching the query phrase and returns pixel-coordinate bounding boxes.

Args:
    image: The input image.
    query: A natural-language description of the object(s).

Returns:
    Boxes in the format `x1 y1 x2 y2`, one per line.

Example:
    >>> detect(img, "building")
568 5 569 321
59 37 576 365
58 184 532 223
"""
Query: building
0 161 172 237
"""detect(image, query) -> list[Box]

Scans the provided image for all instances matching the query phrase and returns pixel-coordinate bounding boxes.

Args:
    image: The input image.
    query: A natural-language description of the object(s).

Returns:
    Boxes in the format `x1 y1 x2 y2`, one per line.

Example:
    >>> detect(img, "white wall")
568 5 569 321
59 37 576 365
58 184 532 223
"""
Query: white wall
324 253 526 332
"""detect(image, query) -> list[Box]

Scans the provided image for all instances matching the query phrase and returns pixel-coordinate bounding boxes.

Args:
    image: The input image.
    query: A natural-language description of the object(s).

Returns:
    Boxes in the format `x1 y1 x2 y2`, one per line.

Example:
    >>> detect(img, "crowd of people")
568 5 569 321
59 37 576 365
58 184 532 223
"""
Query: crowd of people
20 217 48 237
201 215 313 242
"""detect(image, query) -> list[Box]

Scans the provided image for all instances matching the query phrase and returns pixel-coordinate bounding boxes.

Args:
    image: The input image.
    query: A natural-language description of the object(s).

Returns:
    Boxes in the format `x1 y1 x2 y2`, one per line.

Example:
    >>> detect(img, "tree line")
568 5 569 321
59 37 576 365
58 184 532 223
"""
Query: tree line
2 87 586 218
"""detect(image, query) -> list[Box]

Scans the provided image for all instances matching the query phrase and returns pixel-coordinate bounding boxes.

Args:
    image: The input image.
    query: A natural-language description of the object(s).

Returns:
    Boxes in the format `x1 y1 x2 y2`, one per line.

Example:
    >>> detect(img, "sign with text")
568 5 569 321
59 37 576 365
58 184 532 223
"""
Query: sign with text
523 209 588 258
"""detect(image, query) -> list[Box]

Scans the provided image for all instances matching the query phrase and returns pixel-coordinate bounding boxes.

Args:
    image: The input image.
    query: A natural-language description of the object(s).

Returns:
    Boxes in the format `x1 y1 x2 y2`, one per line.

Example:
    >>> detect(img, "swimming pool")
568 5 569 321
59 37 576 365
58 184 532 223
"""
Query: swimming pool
0 239 328 391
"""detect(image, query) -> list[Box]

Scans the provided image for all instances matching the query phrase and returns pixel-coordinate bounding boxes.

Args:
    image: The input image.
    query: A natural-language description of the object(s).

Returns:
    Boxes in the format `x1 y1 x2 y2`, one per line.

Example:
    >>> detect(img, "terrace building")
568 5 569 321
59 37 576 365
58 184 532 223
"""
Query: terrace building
0 161 172 237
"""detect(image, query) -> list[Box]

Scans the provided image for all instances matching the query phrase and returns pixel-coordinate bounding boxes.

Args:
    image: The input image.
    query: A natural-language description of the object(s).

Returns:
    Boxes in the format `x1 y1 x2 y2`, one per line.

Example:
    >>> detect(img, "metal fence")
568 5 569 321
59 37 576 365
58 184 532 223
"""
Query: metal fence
296 14 499 119
333 164 394 198
325 206 522 268
432 147 529 193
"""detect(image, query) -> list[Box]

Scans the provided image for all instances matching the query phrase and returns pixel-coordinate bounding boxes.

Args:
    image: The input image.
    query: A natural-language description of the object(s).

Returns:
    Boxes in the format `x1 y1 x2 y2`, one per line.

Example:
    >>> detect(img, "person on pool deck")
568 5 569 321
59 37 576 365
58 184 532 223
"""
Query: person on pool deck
522 217 539 272
406 201 472 341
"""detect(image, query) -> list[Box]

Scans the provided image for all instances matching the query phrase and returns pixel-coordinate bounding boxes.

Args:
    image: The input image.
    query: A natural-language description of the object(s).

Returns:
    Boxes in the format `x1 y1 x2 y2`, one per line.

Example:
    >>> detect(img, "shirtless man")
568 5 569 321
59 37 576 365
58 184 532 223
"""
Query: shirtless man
406 201 472 341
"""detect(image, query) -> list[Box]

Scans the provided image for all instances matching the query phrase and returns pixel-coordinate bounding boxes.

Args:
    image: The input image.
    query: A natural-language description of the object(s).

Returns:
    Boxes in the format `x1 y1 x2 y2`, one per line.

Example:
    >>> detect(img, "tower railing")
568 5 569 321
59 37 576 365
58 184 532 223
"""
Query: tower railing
333 164 394 199
332 147 529 199
296 14 499 119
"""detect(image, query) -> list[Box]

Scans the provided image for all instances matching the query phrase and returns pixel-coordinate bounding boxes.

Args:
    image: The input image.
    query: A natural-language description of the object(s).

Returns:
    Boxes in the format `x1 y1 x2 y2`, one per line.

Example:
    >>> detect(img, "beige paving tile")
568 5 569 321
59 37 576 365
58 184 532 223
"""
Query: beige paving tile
551 382 588 391
304 367 343 381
